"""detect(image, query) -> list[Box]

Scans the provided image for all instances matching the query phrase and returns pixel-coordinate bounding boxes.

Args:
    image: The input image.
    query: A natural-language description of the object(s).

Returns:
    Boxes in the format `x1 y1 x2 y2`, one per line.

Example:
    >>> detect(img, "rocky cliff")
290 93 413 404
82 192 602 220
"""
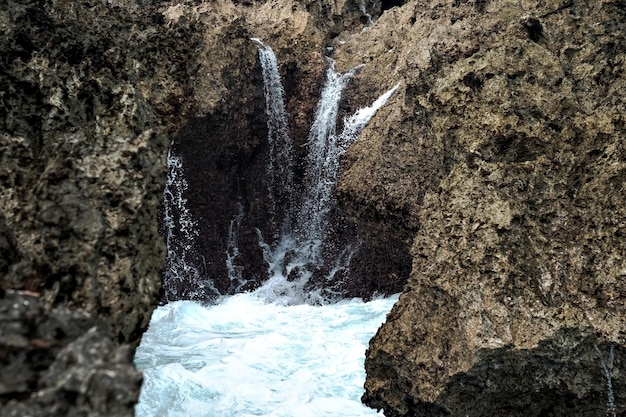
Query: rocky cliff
332 0 626 415
2 0 625 416
0 1 197 414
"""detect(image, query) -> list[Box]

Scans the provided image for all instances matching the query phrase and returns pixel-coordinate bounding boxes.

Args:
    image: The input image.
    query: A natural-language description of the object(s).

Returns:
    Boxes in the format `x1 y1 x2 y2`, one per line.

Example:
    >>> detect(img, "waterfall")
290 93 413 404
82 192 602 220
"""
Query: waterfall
252 38 294 234
252 39 399 304
295 60 362 258
595 344 617 417
160 40 398 304
296 61 399 259
162 147 218 301
136 41 401 417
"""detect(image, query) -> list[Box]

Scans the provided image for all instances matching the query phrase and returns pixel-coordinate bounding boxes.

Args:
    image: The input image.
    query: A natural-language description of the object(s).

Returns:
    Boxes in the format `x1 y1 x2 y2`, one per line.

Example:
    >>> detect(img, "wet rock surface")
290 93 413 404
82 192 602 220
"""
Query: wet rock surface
1 0 198 413
0 292 141 417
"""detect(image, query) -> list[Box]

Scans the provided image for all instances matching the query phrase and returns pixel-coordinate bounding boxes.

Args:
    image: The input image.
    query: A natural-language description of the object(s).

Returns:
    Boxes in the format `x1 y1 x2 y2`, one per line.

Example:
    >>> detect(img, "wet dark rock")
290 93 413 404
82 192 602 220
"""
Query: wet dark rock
0 291 141 417
1 0 199 414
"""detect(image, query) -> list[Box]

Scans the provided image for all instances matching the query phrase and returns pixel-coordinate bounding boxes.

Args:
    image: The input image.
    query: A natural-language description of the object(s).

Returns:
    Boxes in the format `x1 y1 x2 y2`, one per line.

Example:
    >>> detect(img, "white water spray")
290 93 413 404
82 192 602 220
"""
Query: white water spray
595 344 617 417
340 82 400 146
225 201 245 292
162 148 218 301
135 294 396 417
252 39 400 304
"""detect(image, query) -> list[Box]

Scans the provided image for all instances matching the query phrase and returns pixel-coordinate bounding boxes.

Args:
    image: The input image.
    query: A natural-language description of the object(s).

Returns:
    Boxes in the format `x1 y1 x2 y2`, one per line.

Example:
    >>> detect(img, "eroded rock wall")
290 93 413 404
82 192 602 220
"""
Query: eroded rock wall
0 1 199 414
326 0 626 415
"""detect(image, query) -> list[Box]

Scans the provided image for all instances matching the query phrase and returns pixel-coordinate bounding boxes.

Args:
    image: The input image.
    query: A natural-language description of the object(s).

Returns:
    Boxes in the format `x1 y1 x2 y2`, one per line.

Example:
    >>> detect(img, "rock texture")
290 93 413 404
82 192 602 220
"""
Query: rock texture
1 293 142 417
329 0 626 415
3 0 626 415
1 1 198 414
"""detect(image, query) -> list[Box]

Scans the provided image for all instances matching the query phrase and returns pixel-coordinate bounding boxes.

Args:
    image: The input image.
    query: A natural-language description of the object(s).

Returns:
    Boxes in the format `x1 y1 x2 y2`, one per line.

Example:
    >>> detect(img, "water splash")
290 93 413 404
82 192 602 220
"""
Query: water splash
162 147 218 301
225 201 245 292
595 344 617 417
340 82 400 146
135 294 398 417
252 39 399 304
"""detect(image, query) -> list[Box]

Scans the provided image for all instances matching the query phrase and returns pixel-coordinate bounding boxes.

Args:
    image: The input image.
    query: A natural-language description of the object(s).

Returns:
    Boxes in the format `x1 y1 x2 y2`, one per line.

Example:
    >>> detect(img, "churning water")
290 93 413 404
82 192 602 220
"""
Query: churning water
136 39 399 416
135 293 396 417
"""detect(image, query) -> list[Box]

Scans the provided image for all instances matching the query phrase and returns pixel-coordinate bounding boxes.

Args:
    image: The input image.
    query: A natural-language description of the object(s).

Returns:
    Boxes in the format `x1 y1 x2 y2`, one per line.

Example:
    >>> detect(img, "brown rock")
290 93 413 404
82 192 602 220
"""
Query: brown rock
331 0 626 415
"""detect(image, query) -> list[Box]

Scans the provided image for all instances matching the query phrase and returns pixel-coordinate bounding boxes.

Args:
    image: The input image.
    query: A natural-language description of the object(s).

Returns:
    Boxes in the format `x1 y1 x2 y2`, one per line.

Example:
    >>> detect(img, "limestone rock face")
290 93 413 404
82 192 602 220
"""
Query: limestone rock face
330 0 626 415
0 0 199 339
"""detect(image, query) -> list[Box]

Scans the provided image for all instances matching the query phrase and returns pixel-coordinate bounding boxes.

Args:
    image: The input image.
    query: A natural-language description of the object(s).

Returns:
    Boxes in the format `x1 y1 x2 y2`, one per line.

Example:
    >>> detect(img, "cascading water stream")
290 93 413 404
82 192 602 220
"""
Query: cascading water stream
297 62 399 256
295 60 363 255
135 39 400 417
251 38 294 235
250 39 399 304
225 201 245 292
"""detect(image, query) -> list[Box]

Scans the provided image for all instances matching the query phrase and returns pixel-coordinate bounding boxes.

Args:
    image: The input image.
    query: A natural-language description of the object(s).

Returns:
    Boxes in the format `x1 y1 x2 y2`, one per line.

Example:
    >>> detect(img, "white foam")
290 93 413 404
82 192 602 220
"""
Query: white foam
135 294 397 417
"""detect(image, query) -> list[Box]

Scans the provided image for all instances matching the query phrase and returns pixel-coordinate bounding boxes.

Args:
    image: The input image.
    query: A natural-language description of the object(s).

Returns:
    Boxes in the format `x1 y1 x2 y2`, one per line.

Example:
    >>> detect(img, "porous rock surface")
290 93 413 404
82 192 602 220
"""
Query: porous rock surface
329 0 626 415
1 0 197 414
